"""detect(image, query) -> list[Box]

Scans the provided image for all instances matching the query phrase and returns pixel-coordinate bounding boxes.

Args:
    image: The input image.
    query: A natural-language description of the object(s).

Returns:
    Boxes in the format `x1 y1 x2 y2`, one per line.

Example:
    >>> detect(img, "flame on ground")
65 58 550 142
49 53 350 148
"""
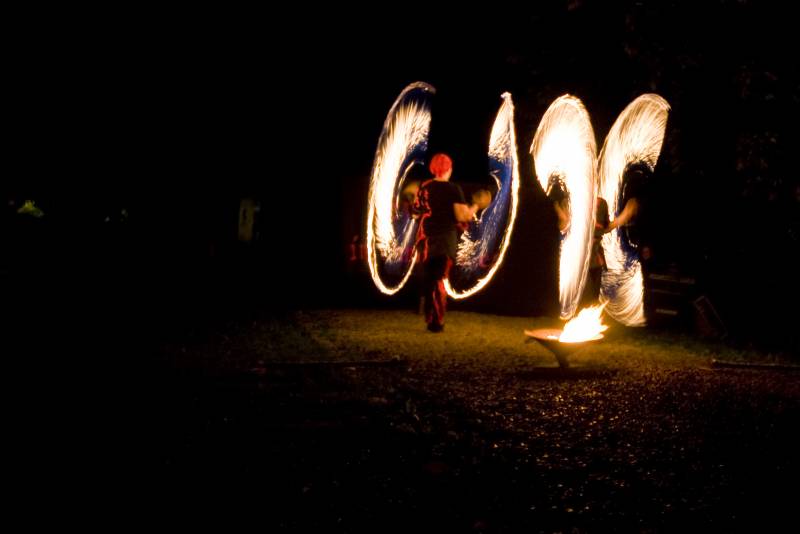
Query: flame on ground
559 303 609 342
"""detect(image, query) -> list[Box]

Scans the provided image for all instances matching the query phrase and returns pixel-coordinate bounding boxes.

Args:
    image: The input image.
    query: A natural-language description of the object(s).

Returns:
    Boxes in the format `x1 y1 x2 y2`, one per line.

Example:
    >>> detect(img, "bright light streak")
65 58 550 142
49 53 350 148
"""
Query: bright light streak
366 82 435 295
445 92 521 299
598 94 670 326
530 95 597 320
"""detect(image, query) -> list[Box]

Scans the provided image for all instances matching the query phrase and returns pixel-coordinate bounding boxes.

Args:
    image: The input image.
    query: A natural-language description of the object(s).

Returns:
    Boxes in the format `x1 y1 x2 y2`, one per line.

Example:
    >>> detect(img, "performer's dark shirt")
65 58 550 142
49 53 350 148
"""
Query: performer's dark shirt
414 179 466 259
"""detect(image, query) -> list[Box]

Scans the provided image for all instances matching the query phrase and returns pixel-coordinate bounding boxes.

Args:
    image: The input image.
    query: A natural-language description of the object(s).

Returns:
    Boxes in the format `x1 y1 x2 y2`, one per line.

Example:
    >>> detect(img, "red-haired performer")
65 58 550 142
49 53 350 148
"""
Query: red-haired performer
413 153 491 332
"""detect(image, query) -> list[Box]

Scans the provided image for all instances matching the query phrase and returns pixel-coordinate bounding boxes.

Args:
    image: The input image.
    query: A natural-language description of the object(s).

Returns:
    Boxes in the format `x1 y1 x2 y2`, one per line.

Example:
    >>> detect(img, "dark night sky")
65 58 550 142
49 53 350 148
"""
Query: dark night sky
5 2 798 344
9 3 794 215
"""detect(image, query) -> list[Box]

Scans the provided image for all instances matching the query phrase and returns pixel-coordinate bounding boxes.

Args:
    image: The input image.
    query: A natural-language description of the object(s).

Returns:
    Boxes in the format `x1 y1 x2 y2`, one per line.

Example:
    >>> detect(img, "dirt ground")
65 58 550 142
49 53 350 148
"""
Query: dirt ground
123 309 799 532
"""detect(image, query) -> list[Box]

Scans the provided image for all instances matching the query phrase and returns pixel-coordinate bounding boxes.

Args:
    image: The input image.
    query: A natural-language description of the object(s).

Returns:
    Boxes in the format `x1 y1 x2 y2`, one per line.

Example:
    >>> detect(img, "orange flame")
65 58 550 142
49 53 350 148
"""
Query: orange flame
559 303 608 342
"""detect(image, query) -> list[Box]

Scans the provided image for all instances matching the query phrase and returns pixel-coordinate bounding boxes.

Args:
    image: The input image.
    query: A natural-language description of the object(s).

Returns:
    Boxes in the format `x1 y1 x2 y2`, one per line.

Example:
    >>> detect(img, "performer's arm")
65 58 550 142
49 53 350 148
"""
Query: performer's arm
606 198 639 232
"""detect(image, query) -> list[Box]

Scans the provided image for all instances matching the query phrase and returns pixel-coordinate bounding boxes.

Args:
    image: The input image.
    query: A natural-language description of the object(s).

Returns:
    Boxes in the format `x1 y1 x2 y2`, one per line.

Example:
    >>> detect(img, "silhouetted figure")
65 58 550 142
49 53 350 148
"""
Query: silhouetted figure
546 176 570 235
582 197 609 306
606 164 647 239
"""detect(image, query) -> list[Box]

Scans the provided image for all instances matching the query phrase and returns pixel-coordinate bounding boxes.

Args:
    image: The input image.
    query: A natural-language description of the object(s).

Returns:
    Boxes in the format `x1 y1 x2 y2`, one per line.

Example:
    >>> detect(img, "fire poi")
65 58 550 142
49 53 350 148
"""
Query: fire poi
530 94 598 321
366 82 434 295
444 92 521 299
366 84 670 365
525 94 670 366
598 94 670 326
367 83 520 300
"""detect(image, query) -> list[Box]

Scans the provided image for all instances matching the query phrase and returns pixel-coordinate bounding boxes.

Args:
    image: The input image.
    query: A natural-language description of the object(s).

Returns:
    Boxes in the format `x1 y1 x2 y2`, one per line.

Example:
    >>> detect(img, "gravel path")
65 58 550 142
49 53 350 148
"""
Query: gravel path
140 309 799 532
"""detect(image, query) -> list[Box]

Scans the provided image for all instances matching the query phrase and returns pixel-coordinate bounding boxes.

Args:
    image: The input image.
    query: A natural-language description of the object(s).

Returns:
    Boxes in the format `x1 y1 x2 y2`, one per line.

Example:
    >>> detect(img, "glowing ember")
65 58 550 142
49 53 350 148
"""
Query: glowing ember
366 82 435 295
598 94 670 326
559 303 608 342
530 95 597 320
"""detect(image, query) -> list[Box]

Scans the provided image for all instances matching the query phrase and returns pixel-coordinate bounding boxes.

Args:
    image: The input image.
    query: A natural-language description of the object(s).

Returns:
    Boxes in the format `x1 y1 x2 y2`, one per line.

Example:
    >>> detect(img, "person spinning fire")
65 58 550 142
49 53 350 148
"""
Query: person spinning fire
413 153 491 332
605 164 647 236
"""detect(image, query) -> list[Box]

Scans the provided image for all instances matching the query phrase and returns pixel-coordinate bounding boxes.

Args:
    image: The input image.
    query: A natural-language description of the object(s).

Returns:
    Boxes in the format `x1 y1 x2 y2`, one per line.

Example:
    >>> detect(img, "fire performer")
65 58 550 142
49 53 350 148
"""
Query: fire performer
547 176 571 235
605 165 646 235
413 153 491 332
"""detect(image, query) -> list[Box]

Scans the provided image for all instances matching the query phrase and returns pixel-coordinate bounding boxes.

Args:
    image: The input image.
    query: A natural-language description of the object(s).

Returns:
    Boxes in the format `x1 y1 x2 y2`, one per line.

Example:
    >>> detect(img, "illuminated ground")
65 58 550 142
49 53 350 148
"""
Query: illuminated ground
141 309 799 531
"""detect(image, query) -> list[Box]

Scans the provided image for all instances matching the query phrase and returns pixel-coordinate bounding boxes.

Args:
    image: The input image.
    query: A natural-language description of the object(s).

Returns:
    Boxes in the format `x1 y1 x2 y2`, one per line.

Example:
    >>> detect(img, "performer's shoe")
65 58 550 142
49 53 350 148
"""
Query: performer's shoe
427 323 444 333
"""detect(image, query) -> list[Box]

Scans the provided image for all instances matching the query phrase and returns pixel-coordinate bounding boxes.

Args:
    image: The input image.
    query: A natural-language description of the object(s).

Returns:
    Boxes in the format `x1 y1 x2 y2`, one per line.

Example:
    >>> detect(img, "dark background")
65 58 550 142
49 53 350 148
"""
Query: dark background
4 1 798 353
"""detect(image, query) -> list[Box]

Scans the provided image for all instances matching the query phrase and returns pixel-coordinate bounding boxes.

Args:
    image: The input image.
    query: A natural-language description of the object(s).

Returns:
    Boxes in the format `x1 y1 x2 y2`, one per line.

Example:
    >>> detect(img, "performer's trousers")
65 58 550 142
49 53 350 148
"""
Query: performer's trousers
423 255 452 327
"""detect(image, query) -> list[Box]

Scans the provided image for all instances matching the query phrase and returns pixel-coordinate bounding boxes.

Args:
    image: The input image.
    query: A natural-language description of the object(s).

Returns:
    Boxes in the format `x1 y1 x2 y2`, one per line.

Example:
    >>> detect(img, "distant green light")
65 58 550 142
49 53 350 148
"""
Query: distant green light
17 200 44 218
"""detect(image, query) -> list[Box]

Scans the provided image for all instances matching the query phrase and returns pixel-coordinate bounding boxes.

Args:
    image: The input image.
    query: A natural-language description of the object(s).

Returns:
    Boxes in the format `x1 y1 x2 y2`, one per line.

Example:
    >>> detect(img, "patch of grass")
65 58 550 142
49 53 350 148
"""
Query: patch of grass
162 308 794 373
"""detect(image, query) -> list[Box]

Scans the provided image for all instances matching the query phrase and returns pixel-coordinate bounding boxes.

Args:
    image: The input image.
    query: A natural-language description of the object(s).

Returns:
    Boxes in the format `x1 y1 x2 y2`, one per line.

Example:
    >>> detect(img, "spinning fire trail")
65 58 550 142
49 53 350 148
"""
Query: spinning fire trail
366 84 669 332
367 84 519 300
530 95 597 320
598 94 670 326
445 92 521 299
366 82 434 295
